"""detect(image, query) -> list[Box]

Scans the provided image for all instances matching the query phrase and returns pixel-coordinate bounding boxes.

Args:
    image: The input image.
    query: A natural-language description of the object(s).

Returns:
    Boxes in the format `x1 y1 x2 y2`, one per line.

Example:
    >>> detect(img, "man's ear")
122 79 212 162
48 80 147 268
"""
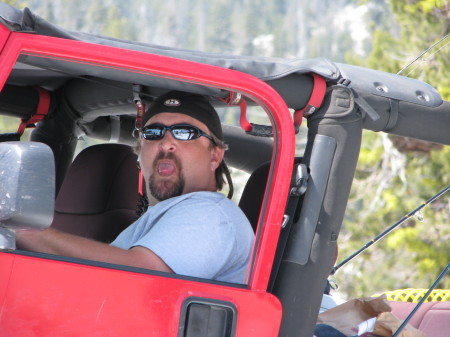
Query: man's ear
210 147 225 171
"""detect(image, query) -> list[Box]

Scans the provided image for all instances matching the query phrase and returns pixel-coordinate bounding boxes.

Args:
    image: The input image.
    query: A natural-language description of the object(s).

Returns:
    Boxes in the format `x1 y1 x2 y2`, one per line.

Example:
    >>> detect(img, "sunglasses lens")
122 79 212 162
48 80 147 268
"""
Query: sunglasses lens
172 126 200 140
142 126 164 140
142 124 209 142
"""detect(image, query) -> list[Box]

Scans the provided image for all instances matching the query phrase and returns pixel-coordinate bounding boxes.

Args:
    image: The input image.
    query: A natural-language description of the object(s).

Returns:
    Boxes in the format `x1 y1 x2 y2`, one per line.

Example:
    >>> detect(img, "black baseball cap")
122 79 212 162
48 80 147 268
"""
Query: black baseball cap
142 91 223 140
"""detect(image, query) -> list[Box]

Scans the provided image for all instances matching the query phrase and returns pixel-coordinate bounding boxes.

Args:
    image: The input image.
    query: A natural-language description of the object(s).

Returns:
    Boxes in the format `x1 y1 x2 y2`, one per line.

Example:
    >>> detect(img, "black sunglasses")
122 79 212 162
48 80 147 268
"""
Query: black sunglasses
141 123 215 143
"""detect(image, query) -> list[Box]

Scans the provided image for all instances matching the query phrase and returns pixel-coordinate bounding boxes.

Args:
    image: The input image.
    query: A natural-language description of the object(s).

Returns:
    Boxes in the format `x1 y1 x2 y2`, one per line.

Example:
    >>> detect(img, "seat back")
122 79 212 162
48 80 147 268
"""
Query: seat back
239 158 303 231
51 143 140 243
390 301 450 337
238 161 271 231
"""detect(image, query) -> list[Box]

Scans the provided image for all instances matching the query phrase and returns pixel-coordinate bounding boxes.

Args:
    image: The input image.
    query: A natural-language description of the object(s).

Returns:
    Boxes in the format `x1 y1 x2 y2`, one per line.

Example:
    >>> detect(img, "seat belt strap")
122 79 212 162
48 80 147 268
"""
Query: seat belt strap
267 161 309 292
132 85 147 197
133 84 145 134
294 73 327 127
238 97 252 132
218 92 252 132
138 170 145 196
17 87 51 136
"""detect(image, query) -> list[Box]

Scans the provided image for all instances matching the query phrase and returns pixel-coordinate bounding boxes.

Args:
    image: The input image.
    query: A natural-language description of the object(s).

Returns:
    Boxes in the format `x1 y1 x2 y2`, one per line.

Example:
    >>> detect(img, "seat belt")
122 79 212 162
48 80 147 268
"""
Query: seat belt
268 160 309 292
132 84 146 197
132 85 149 216
294 73 327 129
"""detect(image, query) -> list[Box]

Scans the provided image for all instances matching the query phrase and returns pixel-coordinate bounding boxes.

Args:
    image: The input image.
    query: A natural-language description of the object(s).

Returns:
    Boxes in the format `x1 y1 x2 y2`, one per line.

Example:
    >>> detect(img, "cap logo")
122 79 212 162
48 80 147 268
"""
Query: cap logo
164 99 181 107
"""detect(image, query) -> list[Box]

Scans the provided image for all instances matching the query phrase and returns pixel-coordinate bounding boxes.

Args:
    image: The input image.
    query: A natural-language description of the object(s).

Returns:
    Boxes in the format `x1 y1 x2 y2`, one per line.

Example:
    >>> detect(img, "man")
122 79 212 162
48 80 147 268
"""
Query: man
16 91 254 284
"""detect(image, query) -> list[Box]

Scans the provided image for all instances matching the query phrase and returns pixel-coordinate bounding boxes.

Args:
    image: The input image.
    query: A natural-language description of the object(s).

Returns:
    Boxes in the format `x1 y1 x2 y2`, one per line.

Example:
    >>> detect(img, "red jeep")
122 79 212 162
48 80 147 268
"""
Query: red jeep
0 4 448 337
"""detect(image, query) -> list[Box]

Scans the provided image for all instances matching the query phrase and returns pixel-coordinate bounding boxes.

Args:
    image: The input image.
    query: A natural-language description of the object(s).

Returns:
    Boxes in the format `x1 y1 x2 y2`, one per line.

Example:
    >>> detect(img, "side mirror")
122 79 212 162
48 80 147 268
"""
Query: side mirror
0 142 55 250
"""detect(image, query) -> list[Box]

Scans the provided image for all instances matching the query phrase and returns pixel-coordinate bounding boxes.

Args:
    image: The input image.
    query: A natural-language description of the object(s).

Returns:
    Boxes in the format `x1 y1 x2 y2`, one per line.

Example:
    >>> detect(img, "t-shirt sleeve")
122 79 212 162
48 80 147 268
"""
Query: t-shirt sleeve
131 197 237 280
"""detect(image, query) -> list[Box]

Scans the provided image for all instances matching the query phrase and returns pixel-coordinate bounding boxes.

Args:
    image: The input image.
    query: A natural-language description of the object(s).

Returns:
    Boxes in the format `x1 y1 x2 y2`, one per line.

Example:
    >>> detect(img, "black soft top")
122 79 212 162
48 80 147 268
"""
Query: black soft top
0 3 449 147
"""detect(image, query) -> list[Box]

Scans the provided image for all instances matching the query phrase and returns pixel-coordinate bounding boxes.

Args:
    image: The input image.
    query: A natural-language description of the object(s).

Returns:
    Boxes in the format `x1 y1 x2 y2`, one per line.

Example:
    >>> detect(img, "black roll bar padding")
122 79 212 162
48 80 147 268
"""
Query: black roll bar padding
30 120 77 196
0 82 74 195
0 84 40 119
272 85 363 337
30 90 78 195
0 133 21 142
361 94 450 146
265 73 313 111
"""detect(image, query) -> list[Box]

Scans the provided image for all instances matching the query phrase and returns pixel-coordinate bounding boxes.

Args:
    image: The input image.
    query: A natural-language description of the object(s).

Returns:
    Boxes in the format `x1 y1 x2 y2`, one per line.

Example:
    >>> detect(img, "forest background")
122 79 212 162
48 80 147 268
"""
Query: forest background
1 0 449 300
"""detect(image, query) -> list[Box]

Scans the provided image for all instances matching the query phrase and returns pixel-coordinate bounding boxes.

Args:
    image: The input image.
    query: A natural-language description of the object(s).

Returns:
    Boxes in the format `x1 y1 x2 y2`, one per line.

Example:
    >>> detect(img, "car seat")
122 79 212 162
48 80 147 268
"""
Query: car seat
239 158 303 232
390 300 450 337
239 158 339 293
238 161 271 231
51 143 141 243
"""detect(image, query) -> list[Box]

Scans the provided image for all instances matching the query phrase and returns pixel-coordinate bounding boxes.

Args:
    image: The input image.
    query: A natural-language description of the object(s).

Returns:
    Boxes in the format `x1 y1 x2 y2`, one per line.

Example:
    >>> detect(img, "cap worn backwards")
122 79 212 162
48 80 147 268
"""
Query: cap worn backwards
142 91 223 140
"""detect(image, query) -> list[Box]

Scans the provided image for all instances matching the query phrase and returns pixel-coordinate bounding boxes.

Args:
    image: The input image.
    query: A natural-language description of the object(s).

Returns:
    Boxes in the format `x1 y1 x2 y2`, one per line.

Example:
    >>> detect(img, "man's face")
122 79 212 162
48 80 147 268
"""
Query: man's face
139 112 224 203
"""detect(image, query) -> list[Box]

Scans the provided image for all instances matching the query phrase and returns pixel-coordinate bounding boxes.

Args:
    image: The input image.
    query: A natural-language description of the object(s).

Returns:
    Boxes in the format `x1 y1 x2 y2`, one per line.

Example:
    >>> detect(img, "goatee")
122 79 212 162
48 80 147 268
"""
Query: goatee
148 151 185 201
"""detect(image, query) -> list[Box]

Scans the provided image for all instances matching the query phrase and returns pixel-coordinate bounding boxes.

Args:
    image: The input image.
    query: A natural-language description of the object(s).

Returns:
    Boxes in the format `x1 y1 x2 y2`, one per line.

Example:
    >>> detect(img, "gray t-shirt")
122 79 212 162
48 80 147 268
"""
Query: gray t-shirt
111 191 254 284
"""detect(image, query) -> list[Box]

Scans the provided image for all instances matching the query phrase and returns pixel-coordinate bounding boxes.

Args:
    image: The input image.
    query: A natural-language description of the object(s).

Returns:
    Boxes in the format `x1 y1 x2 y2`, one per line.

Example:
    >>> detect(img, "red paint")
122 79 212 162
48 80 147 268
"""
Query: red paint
0 29 295 336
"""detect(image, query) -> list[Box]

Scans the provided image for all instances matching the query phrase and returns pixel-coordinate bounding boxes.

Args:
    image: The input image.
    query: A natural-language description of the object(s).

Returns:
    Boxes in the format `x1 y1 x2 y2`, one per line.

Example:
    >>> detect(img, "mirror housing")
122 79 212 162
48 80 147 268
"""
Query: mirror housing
0 142 55 250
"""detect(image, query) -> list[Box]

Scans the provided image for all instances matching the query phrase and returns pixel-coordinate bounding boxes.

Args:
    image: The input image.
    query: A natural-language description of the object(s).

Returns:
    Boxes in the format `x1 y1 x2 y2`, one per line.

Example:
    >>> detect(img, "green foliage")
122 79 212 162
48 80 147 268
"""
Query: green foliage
2 0 25 7
0 116 32 139
340 134 450 296
337 0 450 299
0 116 19 132
360 0 450 98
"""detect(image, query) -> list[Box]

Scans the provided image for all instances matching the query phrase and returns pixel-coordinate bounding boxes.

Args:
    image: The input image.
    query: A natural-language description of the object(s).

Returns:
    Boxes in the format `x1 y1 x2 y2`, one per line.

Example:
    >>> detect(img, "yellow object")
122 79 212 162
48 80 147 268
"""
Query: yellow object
380 288 450 302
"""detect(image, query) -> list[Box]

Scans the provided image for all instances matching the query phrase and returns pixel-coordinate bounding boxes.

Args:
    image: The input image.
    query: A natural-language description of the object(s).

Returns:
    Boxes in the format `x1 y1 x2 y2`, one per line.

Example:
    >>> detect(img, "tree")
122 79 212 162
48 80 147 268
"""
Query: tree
336 0 450 299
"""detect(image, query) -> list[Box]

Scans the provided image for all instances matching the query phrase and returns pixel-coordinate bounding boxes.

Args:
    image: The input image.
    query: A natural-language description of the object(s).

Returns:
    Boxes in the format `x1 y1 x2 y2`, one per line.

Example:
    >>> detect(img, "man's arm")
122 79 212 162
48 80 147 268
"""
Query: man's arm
15 228 173 273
